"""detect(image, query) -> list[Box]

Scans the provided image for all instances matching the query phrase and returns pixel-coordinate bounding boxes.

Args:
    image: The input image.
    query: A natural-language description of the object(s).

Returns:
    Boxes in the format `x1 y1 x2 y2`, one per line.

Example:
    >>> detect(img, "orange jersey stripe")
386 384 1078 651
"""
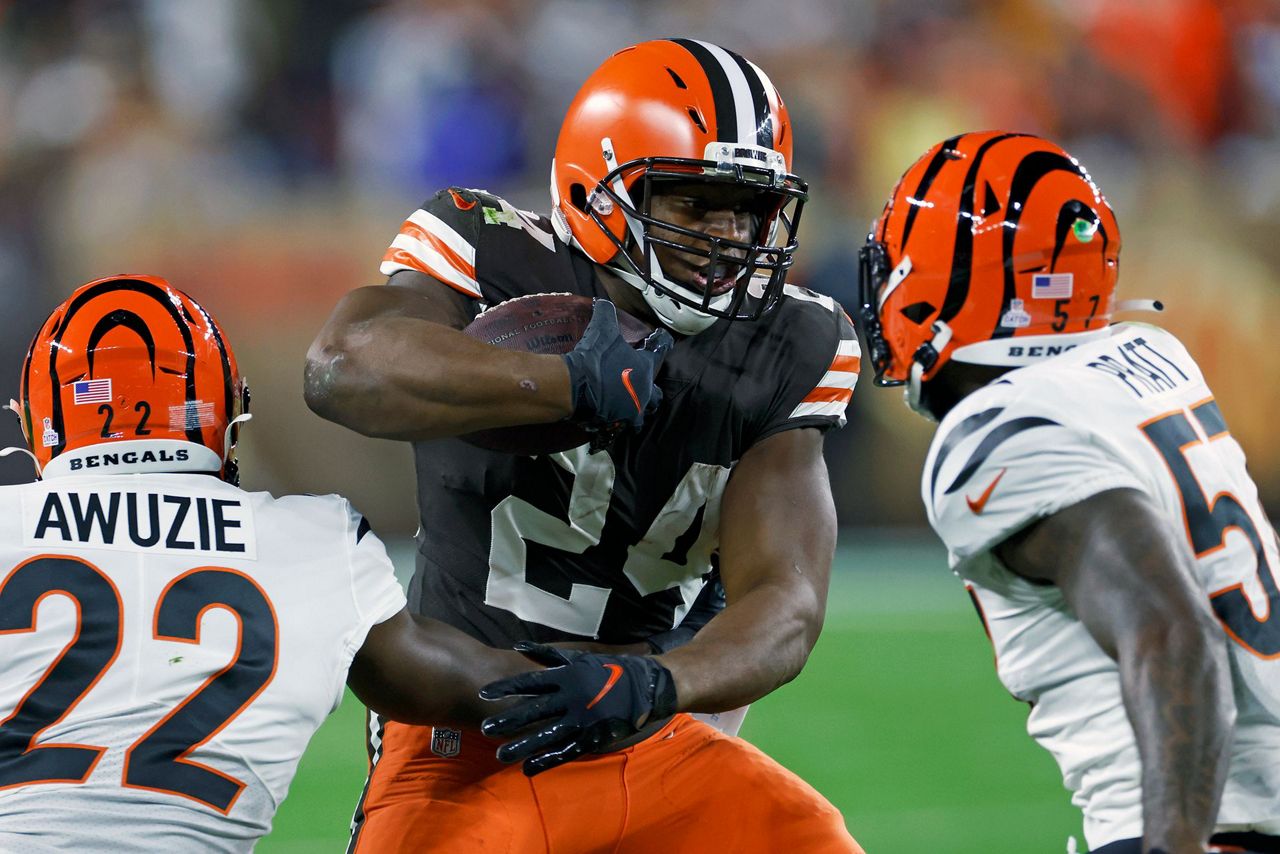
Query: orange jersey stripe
830 355 861 374
398 221 477 280
801 387 853 405
380 248 480 298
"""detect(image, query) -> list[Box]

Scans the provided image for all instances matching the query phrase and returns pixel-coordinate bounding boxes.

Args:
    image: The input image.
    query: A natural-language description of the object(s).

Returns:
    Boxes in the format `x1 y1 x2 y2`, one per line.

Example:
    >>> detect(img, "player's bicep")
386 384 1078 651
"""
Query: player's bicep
385 269 477 330
346 607 413 707
995 488 1211 659
718 427 836 606
308 283 441 364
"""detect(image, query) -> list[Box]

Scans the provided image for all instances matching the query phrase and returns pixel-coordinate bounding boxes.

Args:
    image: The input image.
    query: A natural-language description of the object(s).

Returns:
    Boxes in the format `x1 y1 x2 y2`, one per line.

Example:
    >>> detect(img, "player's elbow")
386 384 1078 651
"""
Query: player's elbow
771 582 828 688
303 325 385 435
303 340 353 421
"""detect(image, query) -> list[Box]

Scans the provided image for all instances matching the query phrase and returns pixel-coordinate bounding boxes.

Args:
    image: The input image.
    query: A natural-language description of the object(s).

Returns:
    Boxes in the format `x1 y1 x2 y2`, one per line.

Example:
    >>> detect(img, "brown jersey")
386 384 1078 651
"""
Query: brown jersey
380 187 859 645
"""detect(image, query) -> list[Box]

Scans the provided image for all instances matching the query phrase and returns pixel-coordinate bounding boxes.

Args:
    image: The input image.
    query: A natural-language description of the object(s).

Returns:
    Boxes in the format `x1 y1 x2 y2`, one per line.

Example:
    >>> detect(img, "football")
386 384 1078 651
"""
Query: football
459 293 654 455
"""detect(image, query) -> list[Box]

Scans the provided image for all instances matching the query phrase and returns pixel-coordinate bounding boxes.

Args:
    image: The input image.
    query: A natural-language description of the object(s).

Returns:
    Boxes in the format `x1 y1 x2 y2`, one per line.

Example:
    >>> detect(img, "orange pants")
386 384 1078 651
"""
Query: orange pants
350 713 864 854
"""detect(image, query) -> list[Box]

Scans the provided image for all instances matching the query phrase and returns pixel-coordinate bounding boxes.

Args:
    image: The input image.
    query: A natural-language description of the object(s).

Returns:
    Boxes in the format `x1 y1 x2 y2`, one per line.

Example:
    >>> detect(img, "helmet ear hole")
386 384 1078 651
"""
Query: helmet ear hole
569 183 589 212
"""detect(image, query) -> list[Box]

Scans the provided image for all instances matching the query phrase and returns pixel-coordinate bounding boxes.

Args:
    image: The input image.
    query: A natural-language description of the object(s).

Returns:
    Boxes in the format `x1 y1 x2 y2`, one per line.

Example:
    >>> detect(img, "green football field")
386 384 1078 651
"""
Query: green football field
260 538 1083 854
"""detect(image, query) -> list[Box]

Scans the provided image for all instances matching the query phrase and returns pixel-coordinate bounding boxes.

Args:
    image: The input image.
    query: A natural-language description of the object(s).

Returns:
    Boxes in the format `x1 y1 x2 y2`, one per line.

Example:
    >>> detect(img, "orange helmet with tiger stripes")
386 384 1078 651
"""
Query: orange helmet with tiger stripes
859 132 1121 411
551 39 808 335
17 275 249 482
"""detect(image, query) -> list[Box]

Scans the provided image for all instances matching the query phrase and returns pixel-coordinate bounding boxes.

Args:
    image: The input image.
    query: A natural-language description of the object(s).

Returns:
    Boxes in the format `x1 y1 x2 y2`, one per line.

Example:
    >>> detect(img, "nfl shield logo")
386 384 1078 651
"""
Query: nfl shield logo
430 727 462 758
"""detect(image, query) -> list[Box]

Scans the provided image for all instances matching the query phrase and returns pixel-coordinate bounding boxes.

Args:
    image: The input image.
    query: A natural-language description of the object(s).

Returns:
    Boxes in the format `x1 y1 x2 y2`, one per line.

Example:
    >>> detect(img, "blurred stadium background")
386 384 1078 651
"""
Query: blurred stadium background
1 1 1277 851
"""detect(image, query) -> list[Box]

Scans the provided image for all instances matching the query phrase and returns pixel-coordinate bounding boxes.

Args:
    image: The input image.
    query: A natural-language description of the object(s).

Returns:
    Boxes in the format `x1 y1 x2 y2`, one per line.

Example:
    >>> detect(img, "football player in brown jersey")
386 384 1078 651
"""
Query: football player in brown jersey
307 40 863 854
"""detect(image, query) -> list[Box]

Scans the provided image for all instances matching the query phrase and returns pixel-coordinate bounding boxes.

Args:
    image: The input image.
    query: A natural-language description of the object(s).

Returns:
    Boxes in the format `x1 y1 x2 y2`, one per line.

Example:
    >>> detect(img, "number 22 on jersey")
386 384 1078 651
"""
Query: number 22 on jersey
1142 398 1280 658
0 555 277 813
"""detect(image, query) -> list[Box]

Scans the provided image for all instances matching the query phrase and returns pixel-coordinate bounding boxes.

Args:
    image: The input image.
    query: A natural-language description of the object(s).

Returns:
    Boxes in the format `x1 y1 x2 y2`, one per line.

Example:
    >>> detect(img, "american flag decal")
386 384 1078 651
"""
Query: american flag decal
1031 273 1073 299
72 378 112 404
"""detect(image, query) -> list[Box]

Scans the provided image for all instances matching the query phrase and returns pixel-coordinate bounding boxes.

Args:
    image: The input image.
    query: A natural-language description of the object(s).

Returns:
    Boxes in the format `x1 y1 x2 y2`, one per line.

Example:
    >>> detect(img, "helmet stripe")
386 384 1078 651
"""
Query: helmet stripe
939 133 1029 324
86 310 156 378
992 151 1087 339
47 280 202 455
670 39 774 148
670 39 737 143
901 134 963 247
725 52 774 149
191 298 236 438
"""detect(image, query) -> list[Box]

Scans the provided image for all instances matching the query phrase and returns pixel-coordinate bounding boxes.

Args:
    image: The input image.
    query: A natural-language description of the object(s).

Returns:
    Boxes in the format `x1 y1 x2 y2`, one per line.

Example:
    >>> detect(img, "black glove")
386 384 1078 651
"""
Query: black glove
479 642 678 776
563 299 672 433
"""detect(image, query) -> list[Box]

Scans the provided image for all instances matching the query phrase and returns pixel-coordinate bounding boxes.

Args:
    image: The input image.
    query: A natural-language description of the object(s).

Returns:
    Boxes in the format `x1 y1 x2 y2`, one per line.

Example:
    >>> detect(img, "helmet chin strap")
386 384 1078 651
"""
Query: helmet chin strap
0 447 41 478
905 320 953 421
611 267 720 335
223 413 252 463
1 399 40 478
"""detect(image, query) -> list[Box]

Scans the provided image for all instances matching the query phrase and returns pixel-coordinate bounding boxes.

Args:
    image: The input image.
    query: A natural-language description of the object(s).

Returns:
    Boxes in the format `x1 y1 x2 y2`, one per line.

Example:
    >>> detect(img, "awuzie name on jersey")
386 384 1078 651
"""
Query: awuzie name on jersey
21 486 256 558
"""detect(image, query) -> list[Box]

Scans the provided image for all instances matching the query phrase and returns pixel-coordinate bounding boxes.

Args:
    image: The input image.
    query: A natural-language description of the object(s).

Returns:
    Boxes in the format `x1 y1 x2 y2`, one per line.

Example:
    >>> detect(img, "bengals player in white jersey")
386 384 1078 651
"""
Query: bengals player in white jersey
859 132 1280 854
0 276 533 853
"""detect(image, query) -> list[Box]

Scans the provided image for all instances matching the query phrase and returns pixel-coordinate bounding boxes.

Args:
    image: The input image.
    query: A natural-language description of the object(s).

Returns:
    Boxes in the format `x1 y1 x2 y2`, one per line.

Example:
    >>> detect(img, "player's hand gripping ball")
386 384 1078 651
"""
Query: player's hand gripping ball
460 295 671 454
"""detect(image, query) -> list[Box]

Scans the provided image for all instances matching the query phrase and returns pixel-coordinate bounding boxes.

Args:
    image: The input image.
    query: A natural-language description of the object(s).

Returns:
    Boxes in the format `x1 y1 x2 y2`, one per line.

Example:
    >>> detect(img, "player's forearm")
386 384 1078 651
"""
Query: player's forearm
306 312 572 440
657 579 823 712
350 615 532 726
1119 617 1234 852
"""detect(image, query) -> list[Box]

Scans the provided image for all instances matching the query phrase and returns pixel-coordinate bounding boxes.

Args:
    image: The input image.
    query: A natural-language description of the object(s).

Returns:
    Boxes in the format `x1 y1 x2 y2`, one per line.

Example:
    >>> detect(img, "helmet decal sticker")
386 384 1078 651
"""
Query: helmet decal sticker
1031 274 1073 299
41 418 59 448
1000 299 1032 328
898 133 963 247
72 379 112 405
170 401 217 432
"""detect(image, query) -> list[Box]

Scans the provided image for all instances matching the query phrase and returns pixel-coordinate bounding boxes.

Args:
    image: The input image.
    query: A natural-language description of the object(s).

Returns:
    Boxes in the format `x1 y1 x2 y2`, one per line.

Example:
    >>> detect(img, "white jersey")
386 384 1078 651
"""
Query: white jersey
923 323 1280 849
0 472 406 853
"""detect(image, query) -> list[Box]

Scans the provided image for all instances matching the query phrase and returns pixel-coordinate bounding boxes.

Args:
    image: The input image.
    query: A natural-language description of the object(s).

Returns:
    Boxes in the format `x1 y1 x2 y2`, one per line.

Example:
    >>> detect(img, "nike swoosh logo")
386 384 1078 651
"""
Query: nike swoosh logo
966 468 1007 514
619 369 641 414
448 188 477 210
586 664 623 710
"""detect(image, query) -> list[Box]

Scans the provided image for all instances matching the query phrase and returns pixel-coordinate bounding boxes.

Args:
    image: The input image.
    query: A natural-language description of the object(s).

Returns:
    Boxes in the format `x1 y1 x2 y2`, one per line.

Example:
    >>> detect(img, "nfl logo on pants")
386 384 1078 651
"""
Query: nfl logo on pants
431 727 461 757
